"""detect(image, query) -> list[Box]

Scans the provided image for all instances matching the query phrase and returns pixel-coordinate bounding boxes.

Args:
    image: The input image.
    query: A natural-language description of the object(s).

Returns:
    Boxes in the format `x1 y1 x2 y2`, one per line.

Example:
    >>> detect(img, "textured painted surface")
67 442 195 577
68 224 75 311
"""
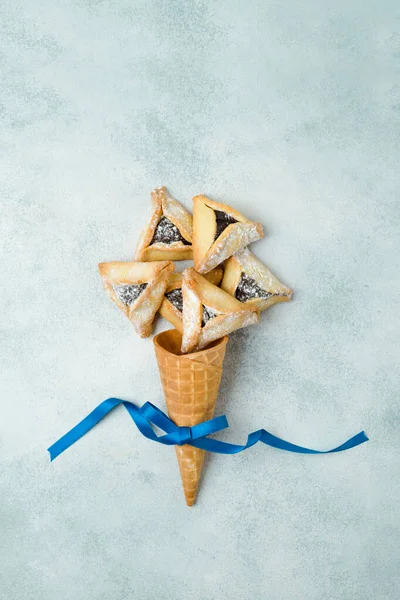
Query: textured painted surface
1 1 399 598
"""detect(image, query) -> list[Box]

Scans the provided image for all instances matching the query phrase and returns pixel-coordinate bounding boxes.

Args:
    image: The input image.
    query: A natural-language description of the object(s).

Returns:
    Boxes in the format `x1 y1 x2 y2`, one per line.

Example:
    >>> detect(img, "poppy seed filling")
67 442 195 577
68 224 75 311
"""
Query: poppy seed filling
113 283 148 305
151 216 190 246
202 305 218 327
213 209 238 240
165 288 183 312
235 272 272 302
165 290 218 326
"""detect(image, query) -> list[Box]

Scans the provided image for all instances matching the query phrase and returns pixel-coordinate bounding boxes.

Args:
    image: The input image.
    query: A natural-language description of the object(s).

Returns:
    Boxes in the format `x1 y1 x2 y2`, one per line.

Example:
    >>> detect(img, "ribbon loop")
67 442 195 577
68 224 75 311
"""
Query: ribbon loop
141 402 177 434
47 398 368 462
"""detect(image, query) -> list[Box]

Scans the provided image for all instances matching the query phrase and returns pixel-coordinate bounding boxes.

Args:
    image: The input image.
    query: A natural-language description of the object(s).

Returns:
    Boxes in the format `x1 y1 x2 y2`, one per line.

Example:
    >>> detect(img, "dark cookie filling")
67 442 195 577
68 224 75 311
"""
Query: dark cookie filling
165 288 183 312
165 290 217 325
213 209 238 240
151 216 190 246
113 283 148 305
235 272 272 302
201 305 218 327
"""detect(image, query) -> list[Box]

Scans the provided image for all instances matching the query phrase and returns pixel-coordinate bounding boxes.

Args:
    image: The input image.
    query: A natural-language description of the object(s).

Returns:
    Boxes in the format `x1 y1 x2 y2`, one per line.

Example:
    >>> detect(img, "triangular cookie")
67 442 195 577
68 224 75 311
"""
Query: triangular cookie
98 260 174 338
181 268 259 353
135 187 193 261
221 248 292 311
159 267 224 333
192 195 263 274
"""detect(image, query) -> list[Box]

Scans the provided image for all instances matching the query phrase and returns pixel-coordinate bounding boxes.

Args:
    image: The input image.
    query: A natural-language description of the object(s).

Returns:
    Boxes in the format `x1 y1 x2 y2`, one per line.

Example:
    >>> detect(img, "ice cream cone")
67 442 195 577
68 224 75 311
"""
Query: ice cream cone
153 329 228 506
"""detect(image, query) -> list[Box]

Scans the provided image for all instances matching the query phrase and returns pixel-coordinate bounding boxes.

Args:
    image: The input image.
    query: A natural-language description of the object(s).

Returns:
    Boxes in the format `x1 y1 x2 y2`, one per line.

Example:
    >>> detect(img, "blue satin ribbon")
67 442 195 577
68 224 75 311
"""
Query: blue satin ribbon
48 398 368 461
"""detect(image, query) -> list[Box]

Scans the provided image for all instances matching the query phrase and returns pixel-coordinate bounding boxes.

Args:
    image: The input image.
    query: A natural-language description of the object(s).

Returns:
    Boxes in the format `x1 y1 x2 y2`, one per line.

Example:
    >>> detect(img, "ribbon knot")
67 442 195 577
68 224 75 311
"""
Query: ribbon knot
47 397 368 462
176 427 192 445
138 401 229 447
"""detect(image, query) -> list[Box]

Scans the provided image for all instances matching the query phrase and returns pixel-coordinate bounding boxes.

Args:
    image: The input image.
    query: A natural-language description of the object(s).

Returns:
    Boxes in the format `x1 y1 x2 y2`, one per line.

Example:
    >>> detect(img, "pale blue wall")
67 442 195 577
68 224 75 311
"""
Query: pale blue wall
1 1 399 599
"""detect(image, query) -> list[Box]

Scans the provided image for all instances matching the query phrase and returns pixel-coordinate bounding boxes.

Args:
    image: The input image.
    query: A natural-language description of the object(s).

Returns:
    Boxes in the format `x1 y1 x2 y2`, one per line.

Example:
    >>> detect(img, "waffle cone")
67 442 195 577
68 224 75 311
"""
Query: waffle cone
153 329 228 506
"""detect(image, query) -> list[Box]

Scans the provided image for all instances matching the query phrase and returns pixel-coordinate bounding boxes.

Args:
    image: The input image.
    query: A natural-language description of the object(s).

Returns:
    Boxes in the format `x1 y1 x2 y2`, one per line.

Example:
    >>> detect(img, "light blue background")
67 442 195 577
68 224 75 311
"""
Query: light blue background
1 1 399 599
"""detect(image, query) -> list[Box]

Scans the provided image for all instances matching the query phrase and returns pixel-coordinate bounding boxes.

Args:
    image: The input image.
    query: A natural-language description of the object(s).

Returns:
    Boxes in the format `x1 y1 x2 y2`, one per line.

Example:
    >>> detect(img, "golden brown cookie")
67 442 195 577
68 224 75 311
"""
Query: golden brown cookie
192 195 263 274
135 187 193 261
159 267 224 333
181 267 259 353
221 248 292 311
98 260 174 337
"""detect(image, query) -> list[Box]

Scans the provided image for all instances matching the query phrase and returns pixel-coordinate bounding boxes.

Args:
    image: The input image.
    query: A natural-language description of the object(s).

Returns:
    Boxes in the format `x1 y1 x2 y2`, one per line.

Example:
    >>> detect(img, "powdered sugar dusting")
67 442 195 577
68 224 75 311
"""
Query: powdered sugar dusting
198 310 259 350
233 247 291 298
131 275 169 335
200 222 262 273
182 287 201 352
